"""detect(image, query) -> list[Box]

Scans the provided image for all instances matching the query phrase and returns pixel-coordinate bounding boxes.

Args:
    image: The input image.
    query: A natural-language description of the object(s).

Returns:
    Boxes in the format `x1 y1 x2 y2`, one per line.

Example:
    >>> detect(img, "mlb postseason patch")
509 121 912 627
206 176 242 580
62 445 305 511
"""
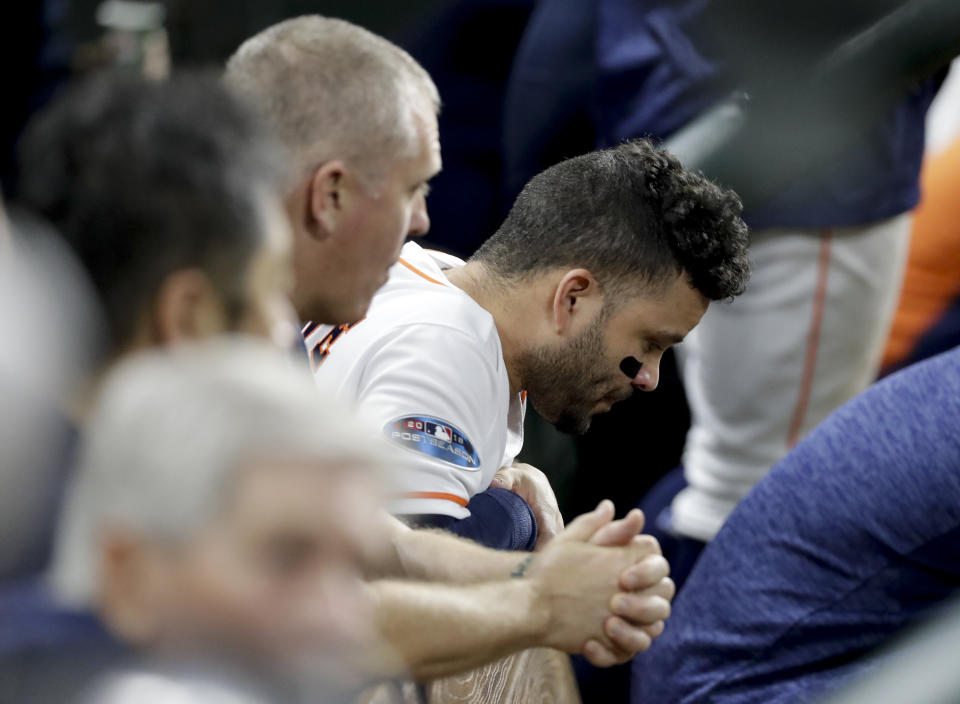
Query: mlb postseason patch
385 415 480 469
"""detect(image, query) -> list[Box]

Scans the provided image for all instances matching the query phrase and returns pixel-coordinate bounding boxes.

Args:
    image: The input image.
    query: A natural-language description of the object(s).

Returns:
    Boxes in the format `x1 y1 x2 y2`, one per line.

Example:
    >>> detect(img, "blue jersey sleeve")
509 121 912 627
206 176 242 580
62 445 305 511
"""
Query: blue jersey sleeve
407 487 538 552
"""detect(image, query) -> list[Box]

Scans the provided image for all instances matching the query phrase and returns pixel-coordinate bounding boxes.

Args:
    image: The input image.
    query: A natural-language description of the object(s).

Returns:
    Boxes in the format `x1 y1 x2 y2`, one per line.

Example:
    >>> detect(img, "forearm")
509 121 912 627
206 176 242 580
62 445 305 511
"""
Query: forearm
371 578 547 680
365 504 674 678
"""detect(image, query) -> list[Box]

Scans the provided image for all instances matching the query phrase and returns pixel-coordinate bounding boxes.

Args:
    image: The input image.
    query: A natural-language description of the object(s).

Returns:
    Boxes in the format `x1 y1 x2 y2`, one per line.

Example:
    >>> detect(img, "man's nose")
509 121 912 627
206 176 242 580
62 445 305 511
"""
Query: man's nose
407 193 430 237
622 356 659 392
631 364 659 391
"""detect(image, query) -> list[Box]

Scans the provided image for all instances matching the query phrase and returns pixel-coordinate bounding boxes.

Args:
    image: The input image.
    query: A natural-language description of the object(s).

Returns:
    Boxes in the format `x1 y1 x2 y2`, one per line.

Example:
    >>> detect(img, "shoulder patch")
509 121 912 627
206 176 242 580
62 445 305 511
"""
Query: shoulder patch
384 416 481 470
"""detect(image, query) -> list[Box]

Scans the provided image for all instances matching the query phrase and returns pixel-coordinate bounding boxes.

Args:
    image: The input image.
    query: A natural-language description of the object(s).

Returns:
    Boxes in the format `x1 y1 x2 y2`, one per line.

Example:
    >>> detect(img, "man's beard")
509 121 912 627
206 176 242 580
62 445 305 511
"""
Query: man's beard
517 313 616 435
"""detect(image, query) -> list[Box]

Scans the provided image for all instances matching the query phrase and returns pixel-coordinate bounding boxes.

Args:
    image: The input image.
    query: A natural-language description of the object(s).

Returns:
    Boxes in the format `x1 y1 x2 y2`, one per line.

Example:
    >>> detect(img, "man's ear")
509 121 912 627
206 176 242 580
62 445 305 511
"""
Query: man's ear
98 530 163 645
551 269 603 335
152 269 226 345
307 160 348 238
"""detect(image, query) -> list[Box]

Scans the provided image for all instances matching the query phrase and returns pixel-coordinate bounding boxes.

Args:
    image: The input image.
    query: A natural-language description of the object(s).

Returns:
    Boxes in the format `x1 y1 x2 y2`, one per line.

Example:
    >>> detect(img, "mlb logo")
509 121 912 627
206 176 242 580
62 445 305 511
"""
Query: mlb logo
385 415 480 469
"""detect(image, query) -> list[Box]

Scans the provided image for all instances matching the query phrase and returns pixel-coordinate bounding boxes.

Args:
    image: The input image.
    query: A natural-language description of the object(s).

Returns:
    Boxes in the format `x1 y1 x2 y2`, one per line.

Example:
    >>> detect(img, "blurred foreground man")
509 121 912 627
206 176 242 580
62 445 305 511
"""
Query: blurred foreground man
36 341 389 703
6 70 291 579
5 69 671 687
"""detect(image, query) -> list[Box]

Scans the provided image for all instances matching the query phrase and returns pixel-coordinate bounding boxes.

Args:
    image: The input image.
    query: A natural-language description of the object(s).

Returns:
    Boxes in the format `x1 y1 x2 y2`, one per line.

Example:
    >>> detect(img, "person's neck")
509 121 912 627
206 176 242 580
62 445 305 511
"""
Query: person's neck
445 263 525 394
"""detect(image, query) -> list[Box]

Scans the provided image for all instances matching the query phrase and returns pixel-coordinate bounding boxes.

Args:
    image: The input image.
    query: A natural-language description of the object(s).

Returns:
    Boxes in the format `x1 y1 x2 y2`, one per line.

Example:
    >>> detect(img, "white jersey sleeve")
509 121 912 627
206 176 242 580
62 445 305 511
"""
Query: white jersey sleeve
306 242 521 519
354 322 508 517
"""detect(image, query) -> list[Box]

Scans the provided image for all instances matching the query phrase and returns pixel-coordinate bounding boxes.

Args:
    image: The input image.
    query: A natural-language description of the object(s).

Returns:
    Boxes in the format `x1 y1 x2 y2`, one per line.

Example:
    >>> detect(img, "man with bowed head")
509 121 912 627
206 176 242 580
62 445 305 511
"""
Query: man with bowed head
301 136 751 548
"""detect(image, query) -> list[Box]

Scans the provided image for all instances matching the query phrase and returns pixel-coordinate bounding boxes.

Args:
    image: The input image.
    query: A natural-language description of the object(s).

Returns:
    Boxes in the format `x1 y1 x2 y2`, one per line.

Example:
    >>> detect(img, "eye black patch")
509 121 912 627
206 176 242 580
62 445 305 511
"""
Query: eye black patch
620 356 642 379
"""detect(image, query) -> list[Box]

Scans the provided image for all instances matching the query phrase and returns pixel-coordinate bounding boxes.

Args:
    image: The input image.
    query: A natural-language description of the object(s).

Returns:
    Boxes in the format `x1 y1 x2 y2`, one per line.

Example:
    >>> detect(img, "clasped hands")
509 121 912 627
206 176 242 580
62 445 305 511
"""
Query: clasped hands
493 463 674 666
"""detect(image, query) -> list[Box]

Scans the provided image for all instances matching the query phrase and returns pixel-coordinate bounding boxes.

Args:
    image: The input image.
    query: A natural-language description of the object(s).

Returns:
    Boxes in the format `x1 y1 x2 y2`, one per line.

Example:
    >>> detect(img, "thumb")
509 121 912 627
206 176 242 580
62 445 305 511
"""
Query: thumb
559 499 615 543
590 508 645 547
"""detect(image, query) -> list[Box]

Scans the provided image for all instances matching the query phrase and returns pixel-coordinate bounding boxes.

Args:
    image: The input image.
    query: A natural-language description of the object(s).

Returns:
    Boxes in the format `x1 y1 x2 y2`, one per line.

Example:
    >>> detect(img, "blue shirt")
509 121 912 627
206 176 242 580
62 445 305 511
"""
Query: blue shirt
0 577 127 702
632 347 960 703
594 0 939 228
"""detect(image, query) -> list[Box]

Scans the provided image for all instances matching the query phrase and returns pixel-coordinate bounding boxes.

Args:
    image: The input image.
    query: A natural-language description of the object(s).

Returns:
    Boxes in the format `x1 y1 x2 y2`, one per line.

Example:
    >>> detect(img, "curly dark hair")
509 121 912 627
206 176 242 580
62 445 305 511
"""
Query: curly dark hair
472 139 750 301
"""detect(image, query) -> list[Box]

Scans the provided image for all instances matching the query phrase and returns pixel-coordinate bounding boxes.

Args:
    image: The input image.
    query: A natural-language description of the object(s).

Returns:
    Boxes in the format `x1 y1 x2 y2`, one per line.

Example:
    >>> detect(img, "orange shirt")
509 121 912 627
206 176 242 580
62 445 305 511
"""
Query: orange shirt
883 135 960 368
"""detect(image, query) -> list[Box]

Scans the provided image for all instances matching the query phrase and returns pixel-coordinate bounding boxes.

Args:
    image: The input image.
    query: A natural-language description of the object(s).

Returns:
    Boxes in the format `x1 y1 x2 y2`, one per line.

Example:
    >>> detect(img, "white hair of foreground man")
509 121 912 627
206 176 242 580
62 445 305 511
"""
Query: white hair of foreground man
225 15 440 190
50 336 387 607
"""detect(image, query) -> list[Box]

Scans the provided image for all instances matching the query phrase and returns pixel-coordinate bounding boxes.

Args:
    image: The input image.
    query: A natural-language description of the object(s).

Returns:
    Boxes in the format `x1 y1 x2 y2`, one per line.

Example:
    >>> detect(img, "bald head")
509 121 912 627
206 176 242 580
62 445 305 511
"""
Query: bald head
226 15 439 189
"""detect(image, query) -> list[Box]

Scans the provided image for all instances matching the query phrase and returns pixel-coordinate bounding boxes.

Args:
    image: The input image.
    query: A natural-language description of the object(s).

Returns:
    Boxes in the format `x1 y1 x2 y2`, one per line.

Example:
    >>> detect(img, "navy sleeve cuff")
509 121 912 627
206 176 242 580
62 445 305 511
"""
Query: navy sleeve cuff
407 487 538 551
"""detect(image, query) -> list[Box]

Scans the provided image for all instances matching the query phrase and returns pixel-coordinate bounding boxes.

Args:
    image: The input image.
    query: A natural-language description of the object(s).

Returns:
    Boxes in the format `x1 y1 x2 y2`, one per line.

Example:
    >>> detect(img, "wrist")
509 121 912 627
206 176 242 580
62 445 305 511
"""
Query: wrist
513 576 551 650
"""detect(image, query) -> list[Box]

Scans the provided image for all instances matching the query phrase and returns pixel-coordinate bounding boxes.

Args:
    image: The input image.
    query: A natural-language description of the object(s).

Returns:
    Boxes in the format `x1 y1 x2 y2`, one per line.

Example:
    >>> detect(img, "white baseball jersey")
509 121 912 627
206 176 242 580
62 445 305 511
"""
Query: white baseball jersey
303 241 525 518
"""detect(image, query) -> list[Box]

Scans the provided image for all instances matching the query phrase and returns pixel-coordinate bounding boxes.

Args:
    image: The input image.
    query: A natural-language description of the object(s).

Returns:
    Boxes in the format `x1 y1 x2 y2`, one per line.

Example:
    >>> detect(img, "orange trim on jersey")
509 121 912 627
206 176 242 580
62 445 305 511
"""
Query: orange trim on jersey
307 317 365 373
520 390 527 403
398 257 448 286
397 491 469 507
787 230 832 448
